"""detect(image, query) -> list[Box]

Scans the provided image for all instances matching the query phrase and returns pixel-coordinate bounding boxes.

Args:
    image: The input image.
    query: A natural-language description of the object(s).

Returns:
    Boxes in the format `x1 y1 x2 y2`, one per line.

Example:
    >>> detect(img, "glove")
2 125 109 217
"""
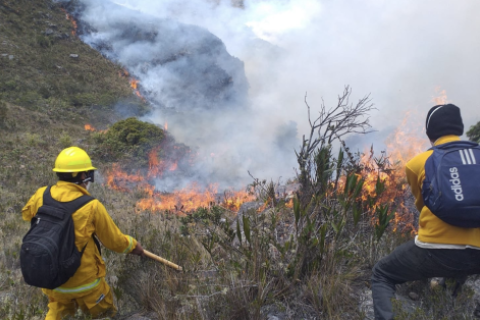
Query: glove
130 242 145 256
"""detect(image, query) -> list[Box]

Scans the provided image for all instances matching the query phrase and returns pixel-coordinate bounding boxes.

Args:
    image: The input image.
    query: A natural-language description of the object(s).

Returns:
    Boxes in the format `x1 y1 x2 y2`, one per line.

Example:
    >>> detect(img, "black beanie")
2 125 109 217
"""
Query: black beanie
425 104 464 141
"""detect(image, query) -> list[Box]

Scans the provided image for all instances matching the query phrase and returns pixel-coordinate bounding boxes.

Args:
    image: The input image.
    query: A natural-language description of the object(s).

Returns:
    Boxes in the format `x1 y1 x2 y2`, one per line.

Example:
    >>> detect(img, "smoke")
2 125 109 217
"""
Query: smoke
67 0 480 189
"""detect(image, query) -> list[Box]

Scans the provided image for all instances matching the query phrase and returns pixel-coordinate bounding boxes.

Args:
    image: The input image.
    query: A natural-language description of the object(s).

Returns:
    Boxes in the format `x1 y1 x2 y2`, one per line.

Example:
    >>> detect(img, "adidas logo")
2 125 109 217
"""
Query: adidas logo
449 167 464 201
458 149 477 165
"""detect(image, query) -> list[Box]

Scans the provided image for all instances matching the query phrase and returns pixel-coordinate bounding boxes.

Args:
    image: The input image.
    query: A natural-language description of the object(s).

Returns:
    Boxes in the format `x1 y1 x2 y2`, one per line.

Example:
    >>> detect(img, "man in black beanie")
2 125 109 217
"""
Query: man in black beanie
371 104 480 319
426 104 464 142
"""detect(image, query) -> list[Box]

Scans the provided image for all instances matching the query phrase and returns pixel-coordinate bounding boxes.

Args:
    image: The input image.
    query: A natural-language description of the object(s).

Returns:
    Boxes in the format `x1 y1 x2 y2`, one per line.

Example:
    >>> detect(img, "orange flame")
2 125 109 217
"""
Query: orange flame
119 69 130 78
84 124 107 133
129 78 146 101
432 86 448 105
356 90 449 233
130 79 139 90
105 145 256 214
106 164 147 193
62 10 78 36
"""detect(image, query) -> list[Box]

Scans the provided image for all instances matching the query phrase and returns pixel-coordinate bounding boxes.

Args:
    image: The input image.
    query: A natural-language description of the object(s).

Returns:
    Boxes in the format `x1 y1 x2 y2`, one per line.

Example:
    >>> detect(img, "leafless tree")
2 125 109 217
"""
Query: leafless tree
296 86 375 199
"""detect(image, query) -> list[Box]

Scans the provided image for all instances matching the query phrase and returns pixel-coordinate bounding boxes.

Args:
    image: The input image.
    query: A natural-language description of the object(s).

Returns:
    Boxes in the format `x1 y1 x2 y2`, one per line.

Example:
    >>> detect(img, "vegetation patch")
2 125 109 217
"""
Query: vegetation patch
90 117 165 164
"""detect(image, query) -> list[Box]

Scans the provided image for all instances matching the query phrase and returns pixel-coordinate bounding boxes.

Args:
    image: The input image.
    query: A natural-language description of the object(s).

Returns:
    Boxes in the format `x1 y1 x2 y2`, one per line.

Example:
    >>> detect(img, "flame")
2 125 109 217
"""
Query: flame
106 163 255 213
129 78 146 101
100 90 447 222
119 69 129 78
355 90 449 233
432 86 448 105
130 79 138 90
354 110 428 233
136 183 217 213
164 122 168 131
105 145 256 214
84 124 107 133
106 164 147 192
62 9 78 36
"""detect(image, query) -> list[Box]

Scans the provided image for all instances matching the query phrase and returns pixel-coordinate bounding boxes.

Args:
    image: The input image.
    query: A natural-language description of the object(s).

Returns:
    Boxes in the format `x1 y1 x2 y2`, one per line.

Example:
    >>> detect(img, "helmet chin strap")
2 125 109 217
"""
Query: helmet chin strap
78 171 95 185
80 176 92 184
74 172 94 188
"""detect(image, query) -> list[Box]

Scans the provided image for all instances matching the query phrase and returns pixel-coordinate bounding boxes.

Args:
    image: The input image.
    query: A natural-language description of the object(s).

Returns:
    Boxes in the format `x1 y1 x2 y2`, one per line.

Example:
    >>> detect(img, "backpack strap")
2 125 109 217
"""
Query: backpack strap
433 140 479 151
92 234 102 255
43 186 95 213
42 186 95 213
42 186 100 254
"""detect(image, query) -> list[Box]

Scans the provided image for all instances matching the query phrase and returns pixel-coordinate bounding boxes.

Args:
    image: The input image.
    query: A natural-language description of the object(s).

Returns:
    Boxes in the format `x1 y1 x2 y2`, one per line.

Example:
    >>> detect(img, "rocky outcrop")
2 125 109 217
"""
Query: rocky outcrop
64 0 248 112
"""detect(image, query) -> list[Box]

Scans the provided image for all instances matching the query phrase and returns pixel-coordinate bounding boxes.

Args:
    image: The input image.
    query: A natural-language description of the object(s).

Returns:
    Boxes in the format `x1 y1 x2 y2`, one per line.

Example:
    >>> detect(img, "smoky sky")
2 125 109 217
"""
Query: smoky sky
67 0 480 188
102 0 480 127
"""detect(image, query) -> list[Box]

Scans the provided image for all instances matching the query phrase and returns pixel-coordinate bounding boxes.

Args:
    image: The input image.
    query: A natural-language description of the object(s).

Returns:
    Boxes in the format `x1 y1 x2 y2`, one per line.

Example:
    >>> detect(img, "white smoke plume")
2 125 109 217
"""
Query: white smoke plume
67 0 480 189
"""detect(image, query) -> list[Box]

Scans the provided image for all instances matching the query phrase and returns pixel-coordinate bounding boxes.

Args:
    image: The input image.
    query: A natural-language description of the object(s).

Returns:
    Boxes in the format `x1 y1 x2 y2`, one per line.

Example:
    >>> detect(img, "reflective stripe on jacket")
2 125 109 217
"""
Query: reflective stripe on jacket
22 181 137 290
405 135 480 246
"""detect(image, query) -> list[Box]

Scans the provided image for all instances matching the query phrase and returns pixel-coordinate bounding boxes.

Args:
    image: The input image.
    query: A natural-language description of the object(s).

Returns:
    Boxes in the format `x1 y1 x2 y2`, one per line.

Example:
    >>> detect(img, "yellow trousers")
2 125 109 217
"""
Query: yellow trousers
43 278 117 320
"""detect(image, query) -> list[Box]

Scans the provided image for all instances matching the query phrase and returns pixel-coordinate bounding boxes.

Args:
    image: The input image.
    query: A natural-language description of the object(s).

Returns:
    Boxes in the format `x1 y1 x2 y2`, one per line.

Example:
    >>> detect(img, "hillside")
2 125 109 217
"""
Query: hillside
3 1 480 320
0 0 153 318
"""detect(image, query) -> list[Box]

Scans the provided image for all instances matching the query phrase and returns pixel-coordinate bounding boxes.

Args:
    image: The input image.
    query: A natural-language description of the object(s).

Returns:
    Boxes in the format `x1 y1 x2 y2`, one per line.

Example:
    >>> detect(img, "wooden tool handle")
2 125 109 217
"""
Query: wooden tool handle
144 250 183 271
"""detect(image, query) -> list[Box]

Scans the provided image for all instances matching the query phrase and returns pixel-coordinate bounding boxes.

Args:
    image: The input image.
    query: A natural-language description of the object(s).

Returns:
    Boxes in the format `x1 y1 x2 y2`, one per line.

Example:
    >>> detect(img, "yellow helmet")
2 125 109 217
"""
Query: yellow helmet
53 147 97 173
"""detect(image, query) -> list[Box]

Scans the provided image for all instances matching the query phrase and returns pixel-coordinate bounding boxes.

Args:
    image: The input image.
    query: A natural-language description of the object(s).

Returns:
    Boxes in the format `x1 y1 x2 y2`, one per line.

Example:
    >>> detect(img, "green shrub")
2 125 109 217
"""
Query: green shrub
91 117 164 163
25 133 43 146
15 91 41 107
36 35 52 48
70 93 96 106
108 117 164 146
59 132 73 148
467 121 480 143
4 80 17 91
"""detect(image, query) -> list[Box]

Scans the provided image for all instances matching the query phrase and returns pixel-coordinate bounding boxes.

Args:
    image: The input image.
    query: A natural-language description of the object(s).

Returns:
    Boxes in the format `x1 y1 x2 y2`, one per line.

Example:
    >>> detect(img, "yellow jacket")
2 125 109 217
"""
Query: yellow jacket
22 181 137 291
406 135 480 246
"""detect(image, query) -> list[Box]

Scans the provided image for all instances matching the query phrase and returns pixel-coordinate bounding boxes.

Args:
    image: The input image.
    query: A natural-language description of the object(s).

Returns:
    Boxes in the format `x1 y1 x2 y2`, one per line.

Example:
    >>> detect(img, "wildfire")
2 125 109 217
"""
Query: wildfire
119 69 129 78
105 145 256 214
84 124 107 133
357 90 449 233
354 109 428 232
129 78 146 101
134 184 254 213
61 9 78 36
130 79 139 90
169 162 178 171
107 164 147 193
100 88 447 220
432 86 448 105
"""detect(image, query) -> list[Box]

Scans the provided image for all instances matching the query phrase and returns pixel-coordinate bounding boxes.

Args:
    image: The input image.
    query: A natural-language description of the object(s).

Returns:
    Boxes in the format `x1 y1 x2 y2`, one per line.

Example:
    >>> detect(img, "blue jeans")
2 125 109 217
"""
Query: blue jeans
371 240 480 320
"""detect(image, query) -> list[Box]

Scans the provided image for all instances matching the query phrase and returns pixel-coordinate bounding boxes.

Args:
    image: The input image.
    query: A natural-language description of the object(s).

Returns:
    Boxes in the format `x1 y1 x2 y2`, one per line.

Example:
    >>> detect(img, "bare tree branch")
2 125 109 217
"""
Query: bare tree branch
296 86 375 199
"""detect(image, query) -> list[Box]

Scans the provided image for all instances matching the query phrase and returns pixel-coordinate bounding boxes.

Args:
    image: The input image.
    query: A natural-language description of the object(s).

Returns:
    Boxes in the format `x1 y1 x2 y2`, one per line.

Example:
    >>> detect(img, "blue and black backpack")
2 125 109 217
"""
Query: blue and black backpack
422 140 480 227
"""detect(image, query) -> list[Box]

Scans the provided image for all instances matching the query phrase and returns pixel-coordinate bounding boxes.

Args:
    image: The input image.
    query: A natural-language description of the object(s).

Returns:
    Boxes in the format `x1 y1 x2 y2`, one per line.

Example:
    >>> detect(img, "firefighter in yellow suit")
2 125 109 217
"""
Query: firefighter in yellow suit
22 147 145 320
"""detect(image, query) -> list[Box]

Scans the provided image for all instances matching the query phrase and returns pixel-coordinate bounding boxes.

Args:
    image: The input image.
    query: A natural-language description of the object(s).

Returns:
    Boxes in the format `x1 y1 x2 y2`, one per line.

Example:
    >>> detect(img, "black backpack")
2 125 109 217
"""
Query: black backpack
20 186 95 289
